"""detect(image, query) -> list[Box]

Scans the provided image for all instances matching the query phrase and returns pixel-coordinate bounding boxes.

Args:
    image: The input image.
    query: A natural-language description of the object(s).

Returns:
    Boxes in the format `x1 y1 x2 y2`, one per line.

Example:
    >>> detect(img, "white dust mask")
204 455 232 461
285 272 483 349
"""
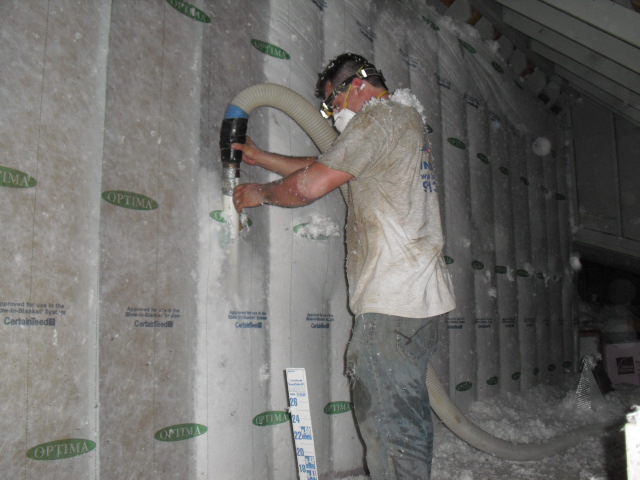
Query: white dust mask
333 108 356 133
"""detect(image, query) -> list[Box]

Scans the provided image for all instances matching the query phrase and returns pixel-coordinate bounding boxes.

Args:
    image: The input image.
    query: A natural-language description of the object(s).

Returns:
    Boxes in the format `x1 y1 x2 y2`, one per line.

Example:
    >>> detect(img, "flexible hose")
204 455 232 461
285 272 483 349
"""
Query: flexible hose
426 364 619 460
219 83 619 460
220 83 337 164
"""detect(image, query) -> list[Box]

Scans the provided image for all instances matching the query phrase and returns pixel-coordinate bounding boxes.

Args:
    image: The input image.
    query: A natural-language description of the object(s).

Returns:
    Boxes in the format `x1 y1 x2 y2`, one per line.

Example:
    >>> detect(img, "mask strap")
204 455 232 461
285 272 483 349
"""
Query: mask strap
342 83 353 111
376 90 389 99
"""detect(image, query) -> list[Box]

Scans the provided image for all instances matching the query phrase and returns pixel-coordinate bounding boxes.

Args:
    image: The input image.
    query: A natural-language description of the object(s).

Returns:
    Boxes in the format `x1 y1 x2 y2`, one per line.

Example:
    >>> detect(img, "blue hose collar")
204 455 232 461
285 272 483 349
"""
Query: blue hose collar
224 104 249 120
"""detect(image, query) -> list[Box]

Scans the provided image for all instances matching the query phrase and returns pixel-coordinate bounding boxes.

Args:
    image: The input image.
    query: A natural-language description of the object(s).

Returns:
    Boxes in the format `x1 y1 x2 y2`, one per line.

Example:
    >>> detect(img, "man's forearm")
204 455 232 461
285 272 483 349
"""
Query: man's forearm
257 151 317 177
259 173 316 207
233 162 352 212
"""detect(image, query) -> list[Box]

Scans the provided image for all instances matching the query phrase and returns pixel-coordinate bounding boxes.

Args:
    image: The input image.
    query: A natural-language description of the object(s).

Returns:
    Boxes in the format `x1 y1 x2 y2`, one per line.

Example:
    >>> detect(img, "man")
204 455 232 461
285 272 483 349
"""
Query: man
233 53 455 479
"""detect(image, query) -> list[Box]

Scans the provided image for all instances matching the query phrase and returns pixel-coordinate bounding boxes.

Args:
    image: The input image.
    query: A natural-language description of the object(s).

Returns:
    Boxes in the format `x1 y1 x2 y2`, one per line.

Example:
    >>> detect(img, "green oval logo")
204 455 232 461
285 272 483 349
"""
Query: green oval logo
511 371 521 380
477 153 489 164
27 439 96 461
209 210 252 227
252 410 291 427
520 176 529 186
495 265 507 274
166 0 211 22
456 381 473 392
491 61 504 74
422 16 440 30
251 39 290 60
0 165 37 188
471 260 484 270
556 193 566 201
516 269 529 278
324 401 353 415
533 367 540 376
447 137 466 149
155 423 207 442
499 166 509 175
548 364 556 372
210 210 226 223
458 39 476 54
562 361 572 369
444 255 454 265
487 376 499 386
102 190 158 210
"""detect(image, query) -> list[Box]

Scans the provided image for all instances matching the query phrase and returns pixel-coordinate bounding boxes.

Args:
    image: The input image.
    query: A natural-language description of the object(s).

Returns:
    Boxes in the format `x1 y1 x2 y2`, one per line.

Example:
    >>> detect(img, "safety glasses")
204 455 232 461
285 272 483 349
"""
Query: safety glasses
320 74 357 118
319 65 384 118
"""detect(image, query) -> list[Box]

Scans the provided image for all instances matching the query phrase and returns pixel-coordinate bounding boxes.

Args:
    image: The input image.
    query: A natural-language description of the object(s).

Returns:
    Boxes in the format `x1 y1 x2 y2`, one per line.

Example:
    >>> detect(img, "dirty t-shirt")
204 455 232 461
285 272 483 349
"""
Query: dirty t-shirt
317 92 455 318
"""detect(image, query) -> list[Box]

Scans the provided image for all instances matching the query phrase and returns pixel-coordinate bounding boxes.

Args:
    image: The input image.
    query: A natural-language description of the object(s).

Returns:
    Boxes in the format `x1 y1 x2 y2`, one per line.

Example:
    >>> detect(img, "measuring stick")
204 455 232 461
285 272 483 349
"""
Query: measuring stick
286 368 318 480
627 408 640 480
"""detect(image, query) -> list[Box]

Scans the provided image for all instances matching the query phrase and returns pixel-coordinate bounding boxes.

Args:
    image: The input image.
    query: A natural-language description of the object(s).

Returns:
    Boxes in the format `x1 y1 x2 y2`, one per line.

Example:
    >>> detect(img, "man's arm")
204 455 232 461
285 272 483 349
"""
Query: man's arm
232 137 316 177
233 162 352 212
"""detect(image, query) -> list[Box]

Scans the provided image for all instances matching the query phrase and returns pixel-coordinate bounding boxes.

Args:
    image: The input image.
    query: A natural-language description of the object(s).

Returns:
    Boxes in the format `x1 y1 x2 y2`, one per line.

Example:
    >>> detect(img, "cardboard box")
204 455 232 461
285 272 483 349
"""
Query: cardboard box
604 342 640 386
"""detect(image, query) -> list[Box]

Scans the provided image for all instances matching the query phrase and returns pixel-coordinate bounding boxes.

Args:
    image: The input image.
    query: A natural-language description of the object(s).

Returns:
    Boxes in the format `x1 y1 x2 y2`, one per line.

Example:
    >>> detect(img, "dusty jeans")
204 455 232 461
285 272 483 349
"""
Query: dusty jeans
346 313 439 480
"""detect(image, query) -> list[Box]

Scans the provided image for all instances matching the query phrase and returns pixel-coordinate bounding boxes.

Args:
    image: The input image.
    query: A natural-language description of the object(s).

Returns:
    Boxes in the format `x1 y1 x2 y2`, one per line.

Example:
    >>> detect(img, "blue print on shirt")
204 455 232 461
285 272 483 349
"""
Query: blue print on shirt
420 145 439 193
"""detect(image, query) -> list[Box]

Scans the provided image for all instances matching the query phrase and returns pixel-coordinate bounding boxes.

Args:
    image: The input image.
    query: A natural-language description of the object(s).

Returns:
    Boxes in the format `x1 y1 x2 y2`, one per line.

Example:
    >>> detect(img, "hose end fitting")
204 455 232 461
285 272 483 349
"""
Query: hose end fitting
219 105 249 167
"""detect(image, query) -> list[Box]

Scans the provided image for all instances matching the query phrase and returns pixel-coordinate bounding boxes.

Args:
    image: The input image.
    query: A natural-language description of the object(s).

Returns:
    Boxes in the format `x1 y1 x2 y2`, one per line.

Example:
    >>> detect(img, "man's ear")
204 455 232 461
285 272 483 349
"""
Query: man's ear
351 77 365 91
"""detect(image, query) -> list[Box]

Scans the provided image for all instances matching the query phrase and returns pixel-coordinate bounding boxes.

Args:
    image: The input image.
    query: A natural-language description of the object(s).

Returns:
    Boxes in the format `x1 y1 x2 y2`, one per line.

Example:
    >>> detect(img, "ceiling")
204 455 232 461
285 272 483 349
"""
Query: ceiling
425 0 640 128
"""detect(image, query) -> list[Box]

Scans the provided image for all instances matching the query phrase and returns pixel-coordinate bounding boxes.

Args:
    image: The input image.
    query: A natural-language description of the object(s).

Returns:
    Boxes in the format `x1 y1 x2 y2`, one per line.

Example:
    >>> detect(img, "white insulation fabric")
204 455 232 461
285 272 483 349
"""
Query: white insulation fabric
1 1 574 478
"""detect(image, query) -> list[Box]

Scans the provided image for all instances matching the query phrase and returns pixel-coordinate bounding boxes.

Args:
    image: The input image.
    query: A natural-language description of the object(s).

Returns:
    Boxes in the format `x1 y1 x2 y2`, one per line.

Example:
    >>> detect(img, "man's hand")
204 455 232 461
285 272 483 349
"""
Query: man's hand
233 183 265 212
231 136 262 166
231 136 316 176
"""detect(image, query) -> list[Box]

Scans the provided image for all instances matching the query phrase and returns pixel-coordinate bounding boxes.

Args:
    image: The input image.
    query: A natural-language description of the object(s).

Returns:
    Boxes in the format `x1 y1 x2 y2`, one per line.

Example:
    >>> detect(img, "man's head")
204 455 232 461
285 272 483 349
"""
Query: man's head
316 53 388 119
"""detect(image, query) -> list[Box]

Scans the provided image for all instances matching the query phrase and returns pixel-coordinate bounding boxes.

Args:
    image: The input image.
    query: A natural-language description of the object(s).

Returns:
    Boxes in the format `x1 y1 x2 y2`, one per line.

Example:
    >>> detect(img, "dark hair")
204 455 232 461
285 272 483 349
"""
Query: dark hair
315 53 387 98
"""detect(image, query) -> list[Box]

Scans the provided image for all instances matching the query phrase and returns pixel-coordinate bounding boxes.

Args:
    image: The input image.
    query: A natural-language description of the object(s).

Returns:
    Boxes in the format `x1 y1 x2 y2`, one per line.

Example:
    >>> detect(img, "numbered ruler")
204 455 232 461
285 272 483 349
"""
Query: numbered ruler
286 368 318 480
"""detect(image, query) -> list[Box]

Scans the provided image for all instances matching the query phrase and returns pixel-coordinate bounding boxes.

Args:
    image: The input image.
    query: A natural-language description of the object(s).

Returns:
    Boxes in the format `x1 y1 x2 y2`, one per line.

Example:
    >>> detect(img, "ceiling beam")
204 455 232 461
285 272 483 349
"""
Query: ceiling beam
533 40 640 109
496 0 640 75
468 0 555 73
537 0 640 49
530 36 640 94
574 236 640 276
503 8 640 82
558 66 640 127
